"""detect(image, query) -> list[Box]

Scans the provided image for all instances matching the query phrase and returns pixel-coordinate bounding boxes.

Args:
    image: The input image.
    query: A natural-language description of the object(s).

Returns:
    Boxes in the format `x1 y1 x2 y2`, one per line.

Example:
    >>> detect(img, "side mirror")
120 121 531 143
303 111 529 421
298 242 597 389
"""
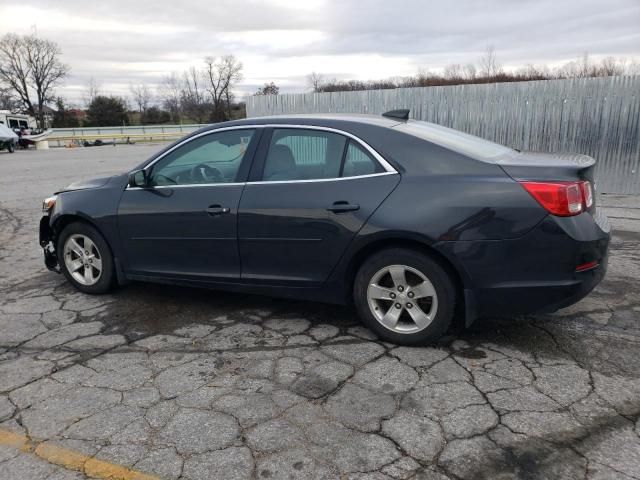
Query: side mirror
128 169 148 188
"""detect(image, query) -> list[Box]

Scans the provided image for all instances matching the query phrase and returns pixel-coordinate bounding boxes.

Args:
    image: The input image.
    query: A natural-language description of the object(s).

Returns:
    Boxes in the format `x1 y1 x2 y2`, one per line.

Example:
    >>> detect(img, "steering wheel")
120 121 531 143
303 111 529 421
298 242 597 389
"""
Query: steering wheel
190 164 225 183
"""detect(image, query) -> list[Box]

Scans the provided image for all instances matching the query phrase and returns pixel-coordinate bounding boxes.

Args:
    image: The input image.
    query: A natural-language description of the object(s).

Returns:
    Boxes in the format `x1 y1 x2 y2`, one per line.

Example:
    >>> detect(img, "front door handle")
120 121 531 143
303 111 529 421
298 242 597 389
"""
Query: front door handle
327 201 360 213
206 205 230 216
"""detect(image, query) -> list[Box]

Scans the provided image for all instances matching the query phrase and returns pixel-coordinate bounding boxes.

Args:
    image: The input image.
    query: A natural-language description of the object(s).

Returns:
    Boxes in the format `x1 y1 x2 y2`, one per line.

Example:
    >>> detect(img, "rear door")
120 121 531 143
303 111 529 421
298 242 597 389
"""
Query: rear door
238 126 400 285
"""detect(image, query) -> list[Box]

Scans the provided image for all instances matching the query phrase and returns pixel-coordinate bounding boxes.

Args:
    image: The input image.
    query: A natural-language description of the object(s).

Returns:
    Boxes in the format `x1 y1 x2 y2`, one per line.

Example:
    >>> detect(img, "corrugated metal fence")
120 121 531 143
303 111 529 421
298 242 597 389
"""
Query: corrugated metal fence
247 76 640 194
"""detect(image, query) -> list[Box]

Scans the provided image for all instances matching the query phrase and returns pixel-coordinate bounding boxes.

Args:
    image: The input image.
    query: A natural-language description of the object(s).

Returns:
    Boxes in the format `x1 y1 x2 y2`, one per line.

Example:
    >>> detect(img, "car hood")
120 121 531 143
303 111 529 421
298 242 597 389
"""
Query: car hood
56 175 115 194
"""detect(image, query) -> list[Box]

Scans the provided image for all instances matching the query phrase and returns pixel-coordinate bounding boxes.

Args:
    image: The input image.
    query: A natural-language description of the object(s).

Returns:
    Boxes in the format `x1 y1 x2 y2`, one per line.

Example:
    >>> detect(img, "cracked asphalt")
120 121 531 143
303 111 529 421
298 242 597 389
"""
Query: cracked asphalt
1 145 639 480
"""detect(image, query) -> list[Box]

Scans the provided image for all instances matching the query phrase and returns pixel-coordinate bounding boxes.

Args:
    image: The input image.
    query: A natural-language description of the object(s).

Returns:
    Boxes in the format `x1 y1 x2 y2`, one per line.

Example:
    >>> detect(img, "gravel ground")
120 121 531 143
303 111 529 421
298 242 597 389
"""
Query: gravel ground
0 145 639 480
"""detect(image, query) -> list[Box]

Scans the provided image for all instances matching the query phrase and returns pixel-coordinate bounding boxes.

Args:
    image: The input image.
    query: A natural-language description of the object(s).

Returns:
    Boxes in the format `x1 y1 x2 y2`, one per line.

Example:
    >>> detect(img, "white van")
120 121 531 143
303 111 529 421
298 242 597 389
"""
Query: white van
0 111 37 130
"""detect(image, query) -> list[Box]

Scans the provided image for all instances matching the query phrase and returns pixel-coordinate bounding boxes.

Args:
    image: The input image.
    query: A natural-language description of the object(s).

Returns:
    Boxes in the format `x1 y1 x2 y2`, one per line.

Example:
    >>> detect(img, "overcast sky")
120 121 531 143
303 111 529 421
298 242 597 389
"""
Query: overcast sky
2 0 639 105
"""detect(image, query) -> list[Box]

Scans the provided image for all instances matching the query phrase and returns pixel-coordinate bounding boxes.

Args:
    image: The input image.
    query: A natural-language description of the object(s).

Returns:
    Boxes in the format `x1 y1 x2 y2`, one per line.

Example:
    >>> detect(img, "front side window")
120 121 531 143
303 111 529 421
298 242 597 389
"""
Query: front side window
149 129 255 186
262 129 347 181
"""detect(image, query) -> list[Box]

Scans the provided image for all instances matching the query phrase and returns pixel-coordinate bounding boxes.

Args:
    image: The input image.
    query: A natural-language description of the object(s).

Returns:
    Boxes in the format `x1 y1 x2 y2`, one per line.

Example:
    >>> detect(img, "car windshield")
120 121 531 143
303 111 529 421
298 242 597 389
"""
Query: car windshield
394 120 513 161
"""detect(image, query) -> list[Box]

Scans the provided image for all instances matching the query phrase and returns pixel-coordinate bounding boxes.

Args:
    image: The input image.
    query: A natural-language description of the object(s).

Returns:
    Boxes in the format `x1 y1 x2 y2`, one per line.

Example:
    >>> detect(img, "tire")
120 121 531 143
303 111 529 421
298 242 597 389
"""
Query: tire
354 248 456 345
57 222 115 294
8 143 14 153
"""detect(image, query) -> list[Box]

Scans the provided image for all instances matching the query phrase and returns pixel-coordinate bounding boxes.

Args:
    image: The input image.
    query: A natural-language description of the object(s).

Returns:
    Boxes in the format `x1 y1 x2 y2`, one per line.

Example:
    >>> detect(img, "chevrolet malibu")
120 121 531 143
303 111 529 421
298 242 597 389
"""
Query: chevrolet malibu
40 111 610 345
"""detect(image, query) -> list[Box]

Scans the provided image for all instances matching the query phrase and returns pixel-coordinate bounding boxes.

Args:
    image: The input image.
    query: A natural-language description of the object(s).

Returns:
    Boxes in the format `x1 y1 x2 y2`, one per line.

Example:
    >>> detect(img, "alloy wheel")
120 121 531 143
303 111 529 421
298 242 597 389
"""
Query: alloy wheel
63 234 103 286
367 264 438 334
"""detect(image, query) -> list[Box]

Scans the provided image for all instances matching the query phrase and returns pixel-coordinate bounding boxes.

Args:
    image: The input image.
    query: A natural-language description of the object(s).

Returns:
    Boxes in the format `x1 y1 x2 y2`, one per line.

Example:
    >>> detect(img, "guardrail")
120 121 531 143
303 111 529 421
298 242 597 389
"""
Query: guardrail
48 124 210 147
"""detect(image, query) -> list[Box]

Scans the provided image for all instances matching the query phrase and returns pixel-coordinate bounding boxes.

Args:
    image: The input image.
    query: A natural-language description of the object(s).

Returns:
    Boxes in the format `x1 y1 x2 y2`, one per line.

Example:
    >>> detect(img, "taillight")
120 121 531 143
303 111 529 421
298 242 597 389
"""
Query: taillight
519 181 592 217
581 181 593 208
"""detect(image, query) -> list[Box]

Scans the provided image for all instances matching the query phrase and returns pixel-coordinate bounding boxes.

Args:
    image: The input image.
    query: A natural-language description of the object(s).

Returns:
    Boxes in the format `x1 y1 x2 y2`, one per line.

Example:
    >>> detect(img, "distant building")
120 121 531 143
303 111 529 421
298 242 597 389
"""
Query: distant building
67 109 87 124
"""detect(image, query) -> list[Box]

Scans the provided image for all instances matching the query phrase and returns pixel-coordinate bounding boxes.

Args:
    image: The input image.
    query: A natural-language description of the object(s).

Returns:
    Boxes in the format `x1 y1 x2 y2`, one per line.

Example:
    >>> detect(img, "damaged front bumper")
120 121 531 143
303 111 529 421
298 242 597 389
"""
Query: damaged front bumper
39 215 60 272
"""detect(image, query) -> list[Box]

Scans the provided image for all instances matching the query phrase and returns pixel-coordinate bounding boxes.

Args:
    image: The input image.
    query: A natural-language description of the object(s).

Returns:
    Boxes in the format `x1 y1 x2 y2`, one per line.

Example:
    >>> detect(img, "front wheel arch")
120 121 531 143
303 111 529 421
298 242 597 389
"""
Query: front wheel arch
52 215 116 267
56 220 116 294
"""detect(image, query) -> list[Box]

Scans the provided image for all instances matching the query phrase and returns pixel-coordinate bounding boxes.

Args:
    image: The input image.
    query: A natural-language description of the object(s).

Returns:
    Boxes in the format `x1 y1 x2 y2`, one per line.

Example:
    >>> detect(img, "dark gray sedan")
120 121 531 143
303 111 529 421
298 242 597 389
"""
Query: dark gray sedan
40 112 610 344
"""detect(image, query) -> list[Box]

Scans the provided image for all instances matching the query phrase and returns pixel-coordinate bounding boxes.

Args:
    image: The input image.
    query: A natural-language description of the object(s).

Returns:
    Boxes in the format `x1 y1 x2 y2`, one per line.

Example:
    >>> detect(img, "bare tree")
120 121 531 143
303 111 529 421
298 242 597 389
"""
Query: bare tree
577 52 594 77
517 63 549 80
158 72 182 123
628 59 640 76
443 64 462 80
463 64 477 81
83 77 101 107
181 66 208 123
306 72 325 92
204 55 243 121
129 83 152 113
0 83 18 111
0 33 69 128
479 46 502 78
599 56 624 76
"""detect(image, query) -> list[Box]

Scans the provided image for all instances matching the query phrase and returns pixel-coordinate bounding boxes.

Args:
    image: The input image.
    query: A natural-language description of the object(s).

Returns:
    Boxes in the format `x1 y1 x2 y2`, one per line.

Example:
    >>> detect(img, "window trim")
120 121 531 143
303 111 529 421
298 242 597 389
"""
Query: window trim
126 124 397 190
127 126 261 190
250 124 396 184
340 138 385 178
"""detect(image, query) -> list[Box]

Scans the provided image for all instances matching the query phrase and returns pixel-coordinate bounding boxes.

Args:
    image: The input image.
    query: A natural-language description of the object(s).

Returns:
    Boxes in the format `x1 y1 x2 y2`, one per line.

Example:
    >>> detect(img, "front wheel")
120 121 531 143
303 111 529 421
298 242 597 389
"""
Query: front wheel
8 143 14 153
57 222 114 294
354 248 456 345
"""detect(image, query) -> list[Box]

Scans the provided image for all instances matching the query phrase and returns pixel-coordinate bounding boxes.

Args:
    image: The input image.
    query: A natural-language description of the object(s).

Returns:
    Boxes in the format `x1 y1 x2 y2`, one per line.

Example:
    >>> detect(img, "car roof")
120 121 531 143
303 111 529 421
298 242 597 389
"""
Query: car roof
207 113 404 130
209 114 513 162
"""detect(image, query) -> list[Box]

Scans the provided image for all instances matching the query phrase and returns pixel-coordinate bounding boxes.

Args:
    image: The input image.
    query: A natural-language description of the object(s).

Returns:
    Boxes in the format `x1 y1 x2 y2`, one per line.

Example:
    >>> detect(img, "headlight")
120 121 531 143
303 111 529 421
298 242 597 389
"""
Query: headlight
42 195 57 212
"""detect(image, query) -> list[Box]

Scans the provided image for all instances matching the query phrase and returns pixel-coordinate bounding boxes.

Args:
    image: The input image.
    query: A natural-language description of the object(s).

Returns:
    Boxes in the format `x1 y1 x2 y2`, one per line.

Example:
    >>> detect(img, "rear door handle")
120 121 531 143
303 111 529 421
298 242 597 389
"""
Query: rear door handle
206 205 230 216
327 201 360 213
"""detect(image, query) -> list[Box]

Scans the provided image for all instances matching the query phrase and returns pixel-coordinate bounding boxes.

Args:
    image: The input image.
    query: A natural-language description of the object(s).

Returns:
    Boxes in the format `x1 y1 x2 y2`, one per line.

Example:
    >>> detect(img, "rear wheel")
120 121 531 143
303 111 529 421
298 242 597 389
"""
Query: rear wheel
57 222 114 294
354 248 455 345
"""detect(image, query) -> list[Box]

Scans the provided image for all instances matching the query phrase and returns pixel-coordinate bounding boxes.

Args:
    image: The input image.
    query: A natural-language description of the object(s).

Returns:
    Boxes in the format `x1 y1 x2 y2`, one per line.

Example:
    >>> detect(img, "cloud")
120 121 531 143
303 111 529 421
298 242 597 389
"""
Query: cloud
1 0 638 104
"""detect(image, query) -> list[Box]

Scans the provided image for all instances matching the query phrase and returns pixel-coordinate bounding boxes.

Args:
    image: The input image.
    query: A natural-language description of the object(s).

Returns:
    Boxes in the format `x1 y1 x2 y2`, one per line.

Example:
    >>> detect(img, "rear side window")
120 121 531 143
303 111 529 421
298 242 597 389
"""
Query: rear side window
263 129 346 181
342 141 385 177
261 129 387 181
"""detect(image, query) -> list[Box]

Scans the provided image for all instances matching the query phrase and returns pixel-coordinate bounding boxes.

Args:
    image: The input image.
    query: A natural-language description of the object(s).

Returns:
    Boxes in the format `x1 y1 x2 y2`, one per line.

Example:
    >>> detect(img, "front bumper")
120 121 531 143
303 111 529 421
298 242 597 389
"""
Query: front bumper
39 215 60 272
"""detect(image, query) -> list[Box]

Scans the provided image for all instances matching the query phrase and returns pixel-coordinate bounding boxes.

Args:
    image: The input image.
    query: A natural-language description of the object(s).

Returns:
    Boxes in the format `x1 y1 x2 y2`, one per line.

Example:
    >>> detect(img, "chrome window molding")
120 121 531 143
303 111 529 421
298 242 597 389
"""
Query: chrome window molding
127 182 246 191
138 125 261 172
246 171 397 185
266 124 397 174
125 123 398 190
126 172 397 191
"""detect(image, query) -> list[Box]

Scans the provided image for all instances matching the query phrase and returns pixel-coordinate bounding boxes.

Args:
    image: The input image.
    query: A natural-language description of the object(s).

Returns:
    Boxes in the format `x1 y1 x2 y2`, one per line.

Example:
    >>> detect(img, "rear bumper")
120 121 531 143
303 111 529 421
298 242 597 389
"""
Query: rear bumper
439 209 611 321
472 257 607 317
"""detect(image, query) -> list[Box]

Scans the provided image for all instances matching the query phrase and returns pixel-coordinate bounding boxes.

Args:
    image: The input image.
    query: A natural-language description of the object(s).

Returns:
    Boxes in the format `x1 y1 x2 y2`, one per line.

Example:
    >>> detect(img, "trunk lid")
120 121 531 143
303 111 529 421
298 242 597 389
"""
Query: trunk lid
497 151 598 214
496 151 596 183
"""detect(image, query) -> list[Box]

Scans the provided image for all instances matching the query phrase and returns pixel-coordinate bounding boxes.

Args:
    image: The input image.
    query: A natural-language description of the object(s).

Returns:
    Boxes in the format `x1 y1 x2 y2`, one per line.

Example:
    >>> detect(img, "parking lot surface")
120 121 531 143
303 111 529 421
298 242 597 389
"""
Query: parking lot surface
1 145 639 480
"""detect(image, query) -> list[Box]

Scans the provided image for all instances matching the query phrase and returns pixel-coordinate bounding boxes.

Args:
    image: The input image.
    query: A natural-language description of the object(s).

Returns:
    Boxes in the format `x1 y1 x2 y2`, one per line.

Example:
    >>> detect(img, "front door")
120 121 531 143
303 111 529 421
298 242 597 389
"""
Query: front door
238 127 399 285
118 128 260 281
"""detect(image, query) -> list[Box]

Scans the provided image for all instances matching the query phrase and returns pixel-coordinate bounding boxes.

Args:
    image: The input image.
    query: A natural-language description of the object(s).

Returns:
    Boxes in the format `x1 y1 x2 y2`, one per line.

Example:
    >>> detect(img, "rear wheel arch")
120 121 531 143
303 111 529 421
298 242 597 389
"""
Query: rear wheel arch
349 238 464 286
346 238 467 326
